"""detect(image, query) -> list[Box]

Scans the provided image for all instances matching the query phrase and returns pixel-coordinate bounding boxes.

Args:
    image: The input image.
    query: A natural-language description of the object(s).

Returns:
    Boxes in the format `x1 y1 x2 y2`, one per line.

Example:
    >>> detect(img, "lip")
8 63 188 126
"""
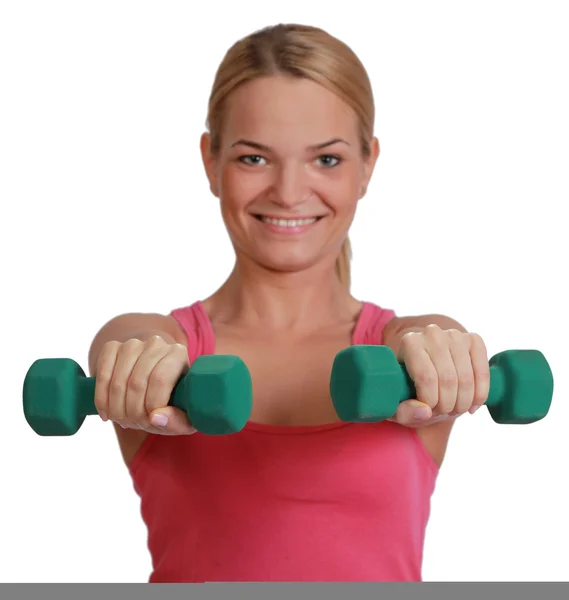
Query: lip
252 214 324 236
253 214 325 220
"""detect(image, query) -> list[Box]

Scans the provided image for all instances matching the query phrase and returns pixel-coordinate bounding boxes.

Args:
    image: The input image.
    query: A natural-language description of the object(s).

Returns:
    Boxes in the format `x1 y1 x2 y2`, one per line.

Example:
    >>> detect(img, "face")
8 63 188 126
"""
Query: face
201 75 379 275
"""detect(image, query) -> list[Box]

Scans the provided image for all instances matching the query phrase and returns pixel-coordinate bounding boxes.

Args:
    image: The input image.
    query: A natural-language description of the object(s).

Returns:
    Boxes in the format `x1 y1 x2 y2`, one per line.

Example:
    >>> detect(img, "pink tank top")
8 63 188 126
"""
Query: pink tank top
128 301 439 582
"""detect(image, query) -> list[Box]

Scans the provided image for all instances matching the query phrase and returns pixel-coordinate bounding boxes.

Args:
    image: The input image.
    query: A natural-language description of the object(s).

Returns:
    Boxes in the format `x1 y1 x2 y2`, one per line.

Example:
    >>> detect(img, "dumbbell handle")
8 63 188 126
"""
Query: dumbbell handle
75 377 99 418
67 376 191 419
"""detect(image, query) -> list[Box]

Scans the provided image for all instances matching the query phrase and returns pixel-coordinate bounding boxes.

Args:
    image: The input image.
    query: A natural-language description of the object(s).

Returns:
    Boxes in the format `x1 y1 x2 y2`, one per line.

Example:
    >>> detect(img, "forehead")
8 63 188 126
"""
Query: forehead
222 76 358 143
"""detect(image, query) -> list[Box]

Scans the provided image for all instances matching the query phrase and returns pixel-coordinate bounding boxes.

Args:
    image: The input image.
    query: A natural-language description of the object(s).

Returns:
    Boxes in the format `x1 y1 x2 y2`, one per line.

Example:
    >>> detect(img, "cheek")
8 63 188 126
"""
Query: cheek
329 186 359 218
220 167 259 210
323 169 360 207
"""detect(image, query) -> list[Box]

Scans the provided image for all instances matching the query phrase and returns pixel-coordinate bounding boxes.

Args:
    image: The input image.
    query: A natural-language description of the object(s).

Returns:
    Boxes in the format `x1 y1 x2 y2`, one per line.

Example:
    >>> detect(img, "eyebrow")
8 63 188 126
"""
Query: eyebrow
230 138 350 152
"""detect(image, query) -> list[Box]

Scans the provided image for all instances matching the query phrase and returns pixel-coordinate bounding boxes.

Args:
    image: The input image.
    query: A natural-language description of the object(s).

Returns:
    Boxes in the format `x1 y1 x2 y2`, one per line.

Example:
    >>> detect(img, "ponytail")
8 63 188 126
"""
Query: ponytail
335 237 352 290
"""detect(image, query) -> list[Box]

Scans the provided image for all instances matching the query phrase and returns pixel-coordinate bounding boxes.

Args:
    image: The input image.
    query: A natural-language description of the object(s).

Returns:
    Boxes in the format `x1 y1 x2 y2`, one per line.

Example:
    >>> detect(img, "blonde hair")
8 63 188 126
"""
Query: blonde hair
206 24 375 290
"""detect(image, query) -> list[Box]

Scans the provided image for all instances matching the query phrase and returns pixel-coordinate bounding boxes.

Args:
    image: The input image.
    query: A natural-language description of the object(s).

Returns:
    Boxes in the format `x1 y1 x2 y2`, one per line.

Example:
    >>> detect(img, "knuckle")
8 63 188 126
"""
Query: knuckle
416 370 437 386
96 345 118 370
460 372 475 387
400 332 420 350
150 370 170 390
146 334 165 347
127 376 146 394
93 394 108 412
425 324 442 336
469 332 485 345
474 371 490 399
439 370 457 387
101 340 120 352
474 395 488 406
109 379 125 395
475 388 490 404
95 366 112 383
448 328 464 341
470 333 488 354
124 338 143 349
173 344 190 363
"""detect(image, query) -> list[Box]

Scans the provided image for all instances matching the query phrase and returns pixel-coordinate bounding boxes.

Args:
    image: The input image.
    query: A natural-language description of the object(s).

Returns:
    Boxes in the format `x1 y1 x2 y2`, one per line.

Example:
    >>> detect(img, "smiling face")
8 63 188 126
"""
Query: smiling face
201 75 379 275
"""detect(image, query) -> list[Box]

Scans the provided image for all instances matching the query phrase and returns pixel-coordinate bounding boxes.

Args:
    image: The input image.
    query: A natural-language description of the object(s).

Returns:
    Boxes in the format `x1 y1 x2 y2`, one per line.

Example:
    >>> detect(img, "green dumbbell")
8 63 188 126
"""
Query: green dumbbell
23 355 253 436
330 346 554 424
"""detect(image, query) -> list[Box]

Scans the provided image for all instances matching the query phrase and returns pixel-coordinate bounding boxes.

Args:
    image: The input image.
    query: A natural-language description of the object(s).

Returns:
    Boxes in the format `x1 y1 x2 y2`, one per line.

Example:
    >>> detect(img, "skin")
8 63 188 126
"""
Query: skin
89 74 490 469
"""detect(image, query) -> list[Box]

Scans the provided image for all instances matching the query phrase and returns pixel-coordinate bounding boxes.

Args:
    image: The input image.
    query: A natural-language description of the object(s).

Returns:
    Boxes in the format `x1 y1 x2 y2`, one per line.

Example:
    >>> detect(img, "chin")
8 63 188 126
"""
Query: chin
253 251 322 275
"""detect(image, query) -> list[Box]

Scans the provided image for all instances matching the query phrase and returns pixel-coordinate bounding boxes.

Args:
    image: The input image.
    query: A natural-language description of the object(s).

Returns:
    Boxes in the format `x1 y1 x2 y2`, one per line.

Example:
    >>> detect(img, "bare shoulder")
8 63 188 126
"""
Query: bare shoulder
381 314 404 341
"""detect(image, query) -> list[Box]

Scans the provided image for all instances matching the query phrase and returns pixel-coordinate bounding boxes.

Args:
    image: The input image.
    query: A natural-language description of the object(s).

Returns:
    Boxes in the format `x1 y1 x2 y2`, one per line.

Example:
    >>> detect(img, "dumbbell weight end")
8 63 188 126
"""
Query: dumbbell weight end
485 349 554 424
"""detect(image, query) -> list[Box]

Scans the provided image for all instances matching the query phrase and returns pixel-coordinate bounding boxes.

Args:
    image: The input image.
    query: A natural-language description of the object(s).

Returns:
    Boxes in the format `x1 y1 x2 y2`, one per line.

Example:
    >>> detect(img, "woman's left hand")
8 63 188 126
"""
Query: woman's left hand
387 324 491 428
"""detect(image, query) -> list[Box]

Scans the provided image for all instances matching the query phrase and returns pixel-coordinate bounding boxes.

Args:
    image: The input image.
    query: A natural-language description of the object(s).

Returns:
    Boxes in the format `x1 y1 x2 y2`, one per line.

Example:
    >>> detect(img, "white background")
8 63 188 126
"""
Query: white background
1 0 568 583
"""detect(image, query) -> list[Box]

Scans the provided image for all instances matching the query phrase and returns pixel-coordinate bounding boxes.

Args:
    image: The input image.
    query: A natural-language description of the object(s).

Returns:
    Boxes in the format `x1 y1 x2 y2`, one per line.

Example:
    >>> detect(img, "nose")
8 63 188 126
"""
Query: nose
269 163 312 209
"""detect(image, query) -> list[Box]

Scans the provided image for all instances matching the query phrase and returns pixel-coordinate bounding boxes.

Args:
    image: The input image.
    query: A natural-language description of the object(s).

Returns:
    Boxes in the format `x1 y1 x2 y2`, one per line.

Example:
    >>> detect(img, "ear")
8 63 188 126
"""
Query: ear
359 136 380 198
200 132 219 197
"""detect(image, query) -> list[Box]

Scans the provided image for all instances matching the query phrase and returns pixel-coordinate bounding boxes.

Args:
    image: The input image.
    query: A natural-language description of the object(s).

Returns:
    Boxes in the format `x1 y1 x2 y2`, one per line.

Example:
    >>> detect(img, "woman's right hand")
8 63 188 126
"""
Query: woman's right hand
93 335 197 435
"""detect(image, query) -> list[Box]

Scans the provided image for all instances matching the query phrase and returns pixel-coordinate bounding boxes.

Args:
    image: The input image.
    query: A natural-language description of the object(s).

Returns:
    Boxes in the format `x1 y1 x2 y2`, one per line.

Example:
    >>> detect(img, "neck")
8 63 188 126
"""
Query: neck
203 254 360 333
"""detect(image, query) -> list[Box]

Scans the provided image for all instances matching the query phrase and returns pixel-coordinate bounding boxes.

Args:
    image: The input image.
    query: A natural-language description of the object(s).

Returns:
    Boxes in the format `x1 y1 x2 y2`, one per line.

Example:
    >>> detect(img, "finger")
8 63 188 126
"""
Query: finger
388 399 433 427
423 335 458 416
124 336 171 424
448 332 475 415
94 341 121 421
108 338 144 426
399 333 440 410
145 344 190 417
149 406 197 435
469 333 491 413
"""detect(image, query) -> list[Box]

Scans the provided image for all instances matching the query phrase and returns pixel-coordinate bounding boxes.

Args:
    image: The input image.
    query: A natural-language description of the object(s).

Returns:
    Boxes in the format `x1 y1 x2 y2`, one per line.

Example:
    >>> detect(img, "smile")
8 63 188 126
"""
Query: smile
252 214 324 235
256 216 320 227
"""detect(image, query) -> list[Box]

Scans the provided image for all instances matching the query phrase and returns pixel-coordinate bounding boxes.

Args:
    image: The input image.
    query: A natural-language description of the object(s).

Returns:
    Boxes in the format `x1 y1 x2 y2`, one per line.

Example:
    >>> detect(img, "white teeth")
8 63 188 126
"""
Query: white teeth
260 217 317 227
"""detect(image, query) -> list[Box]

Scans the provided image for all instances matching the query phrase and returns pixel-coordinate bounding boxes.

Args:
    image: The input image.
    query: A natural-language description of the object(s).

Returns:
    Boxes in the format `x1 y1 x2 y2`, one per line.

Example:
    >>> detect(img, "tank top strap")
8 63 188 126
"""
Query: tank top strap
170 301 215 363
353 301 397 346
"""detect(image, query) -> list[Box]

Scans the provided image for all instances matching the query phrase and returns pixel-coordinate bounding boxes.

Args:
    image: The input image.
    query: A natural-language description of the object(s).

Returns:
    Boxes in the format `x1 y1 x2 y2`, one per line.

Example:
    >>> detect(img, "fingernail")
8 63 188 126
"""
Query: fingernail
100 411 108 422
413 407 431 420
151 413 168 428
469 404 481 414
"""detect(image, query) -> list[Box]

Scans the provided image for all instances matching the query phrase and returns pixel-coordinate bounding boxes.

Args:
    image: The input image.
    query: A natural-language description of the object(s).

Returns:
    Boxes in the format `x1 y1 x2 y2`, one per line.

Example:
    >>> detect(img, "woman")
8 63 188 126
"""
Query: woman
88 23 490 582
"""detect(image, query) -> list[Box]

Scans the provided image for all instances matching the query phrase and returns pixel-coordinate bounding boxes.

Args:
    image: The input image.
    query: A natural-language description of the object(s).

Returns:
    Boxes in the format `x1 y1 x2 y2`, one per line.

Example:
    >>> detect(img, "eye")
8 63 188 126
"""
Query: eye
238 154 342 168
239 155 266 166
318 154 342 168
